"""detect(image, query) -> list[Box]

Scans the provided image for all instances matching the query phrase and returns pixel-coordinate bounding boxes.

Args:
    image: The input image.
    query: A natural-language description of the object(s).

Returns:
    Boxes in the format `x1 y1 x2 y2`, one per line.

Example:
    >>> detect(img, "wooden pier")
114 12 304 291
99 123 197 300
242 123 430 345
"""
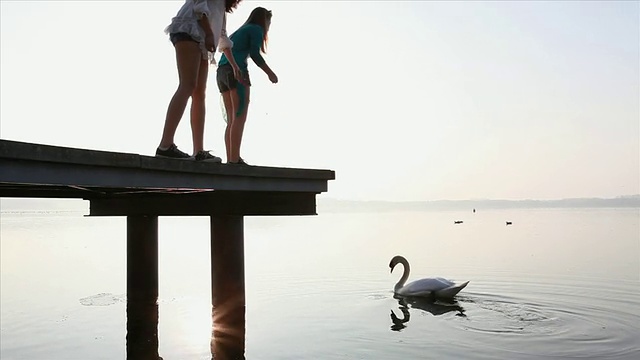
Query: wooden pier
0 139 335 359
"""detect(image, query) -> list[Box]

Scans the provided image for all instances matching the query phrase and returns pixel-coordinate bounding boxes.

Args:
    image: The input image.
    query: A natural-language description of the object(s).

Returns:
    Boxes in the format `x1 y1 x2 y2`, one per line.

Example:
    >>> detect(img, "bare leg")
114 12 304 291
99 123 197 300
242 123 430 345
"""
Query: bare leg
159 41 202 149
221 90 239 161
190 57 209 155
228 86 250 163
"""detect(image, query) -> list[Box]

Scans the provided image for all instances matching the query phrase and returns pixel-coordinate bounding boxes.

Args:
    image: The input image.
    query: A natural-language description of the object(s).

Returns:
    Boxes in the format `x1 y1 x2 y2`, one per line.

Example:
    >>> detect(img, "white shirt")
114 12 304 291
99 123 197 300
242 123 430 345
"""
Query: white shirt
164 0 233 64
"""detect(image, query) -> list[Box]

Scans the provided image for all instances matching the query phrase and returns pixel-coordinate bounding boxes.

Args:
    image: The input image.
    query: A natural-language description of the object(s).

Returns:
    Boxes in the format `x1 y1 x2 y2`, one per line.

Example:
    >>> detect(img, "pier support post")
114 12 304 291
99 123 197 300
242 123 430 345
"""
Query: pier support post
210 216 246 360
126 215 160 360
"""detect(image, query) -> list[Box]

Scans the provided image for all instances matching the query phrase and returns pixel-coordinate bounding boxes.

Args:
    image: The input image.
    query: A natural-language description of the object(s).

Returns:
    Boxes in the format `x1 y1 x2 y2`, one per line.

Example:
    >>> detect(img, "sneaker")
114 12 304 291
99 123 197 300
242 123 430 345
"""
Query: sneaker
193 150 222 163
228 157 250 166
155 144 190 159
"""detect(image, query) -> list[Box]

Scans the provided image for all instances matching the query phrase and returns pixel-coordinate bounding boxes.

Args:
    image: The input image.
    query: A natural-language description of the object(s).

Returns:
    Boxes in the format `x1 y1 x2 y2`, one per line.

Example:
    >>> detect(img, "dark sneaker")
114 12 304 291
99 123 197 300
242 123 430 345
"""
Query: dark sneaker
155 144 190 159
193 150 222 163
228 157 250 166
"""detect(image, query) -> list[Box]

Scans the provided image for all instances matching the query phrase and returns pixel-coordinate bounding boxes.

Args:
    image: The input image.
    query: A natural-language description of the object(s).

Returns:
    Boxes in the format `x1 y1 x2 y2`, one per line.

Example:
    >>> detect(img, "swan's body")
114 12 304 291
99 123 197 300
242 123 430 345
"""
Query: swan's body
389 255 469 299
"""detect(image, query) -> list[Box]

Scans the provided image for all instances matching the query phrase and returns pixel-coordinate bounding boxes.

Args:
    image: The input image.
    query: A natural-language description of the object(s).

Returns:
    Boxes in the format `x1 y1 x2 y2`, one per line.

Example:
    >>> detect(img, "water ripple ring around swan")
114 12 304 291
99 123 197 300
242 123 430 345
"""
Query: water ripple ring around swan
392 277 640 359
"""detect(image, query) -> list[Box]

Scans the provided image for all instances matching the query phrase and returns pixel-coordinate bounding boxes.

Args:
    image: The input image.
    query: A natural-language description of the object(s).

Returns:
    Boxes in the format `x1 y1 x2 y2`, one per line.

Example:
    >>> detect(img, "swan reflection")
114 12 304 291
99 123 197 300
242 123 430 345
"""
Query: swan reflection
390 296 466 331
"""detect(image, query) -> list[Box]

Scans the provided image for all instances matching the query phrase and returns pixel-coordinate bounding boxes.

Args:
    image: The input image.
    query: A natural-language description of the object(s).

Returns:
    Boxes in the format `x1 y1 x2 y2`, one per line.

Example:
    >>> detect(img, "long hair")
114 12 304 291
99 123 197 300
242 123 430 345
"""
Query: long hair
225 0 242 13
243 7 272 53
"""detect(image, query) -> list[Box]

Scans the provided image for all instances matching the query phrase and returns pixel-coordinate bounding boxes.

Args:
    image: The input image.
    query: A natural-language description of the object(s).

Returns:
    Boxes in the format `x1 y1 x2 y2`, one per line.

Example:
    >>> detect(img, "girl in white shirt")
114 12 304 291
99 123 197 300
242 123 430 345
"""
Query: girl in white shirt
156 0 243 162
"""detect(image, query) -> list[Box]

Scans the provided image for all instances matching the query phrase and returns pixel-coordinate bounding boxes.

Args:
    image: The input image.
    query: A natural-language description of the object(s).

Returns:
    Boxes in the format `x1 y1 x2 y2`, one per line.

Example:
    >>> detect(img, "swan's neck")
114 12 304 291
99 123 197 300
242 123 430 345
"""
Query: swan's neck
394 258 410 292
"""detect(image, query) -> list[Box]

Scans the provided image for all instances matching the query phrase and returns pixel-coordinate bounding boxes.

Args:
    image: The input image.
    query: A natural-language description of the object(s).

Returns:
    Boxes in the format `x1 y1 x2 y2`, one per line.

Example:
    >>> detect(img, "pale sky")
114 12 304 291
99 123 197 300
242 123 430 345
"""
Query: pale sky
1 0 638 201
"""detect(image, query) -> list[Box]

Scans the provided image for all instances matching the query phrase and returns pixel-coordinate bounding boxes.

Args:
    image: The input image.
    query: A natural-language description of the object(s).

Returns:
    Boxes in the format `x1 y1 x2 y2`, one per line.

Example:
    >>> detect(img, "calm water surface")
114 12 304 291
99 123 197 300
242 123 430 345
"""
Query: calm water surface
1 206 639 359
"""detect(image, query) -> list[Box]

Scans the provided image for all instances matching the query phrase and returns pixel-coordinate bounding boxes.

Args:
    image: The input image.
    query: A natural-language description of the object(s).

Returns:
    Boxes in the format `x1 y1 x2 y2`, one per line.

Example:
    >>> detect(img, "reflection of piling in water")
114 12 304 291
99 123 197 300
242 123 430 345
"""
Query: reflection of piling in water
210 216 246 360
127 216 161 360
127 299 160 360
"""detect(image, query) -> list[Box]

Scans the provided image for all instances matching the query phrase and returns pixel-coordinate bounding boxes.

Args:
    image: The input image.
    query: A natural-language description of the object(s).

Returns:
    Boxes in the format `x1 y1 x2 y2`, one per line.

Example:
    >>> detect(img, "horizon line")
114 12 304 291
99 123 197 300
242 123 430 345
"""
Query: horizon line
319 195 640 203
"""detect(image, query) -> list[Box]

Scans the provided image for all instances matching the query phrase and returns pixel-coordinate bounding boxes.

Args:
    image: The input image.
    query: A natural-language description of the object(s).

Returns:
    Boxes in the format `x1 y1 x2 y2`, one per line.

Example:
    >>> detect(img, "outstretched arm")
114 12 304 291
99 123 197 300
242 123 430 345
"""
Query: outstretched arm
248 26 278 83
257 62 278 84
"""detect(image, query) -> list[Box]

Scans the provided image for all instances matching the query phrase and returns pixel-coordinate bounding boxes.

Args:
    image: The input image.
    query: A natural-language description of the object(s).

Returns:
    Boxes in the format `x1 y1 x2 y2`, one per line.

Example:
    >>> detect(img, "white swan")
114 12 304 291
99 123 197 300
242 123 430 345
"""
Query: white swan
389 255 469 299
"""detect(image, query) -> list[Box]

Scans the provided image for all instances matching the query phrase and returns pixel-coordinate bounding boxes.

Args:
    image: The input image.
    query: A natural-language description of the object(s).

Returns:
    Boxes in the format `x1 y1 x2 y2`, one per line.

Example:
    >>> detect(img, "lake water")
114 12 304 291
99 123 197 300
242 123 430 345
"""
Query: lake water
1 204 639 359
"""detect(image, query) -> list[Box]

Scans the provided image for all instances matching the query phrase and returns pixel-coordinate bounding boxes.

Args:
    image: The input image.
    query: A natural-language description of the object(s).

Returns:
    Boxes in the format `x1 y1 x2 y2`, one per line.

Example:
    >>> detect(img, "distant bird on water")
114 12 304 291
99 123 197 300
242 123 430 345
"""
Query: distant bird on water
454 220 463 224
506 221 512 226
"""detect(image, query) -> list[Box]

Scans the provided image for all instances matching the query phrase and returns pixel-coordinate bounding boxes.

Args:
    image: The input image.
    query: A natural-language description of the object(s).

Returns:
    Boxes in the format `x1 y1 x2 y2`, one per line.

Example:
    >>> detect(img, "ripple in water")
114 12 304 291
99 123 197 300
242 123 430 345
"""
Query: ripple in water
390 277 640 359
460 295 554 335
79 293 124 307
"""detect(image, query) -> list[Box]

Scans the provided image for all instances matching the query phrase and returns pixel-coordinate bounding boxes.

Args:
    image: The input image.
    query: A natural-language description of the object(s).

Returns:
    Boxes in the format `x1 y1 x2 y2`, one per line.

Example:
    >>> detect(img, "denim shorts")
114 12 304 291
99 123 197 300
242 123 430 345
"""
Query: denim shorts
169 32 197 45
216 64 251 93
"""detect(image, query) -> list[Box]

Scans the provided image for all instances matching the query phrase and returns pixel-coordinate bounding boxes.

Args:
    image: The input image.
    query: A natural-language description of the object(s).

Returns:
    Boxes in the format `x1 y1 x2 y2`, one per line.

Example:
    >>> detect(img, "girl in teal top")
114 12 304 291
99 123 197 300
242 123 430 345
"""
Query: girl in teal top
216 7 278 165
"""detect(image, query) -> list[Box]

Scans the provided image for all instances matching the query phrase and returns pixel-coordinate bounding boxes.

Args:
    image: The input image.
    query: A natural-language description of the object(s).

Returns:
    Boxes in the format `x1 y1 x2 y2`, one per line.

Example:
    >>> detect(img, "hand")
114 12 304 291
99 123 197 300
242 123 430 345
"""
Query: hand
268 72 278 84
205 34 215 52
232 66 246 85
